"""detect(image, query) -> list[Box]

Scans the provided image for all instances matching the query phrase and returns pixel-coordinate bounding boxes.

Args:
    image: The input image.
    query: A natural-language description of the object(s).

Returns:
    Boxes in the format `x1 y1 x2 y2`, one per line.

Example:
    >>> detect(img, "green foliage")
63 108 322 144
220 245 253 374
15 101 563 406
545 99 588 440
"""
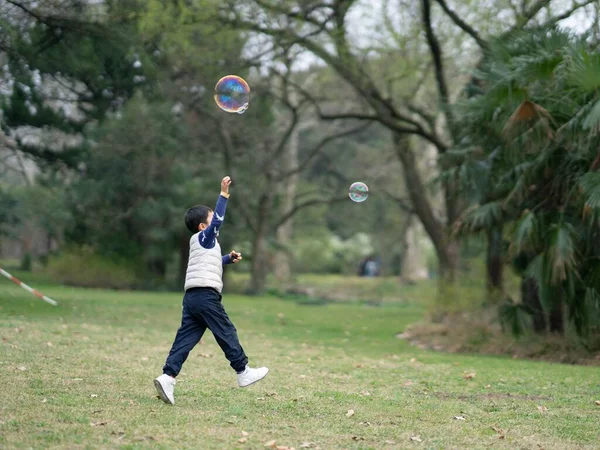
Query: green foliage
579 172 600 209
0 186 19 237
46 247 138 289
65 95 195 284
451 28 600 338
292 232 374 274
19 253 32 272
0 0 153 166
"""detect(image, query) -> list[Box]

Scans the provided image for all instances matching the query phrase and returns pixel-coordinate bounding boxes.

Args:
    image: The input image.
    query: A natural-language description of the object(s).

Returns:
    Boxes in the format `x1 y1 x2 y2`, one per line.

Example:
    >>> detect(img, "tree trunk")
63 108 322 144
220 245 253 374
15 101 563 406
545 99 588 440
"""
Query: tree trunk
401 217 429 283
486 226 504 300
549 299 564 334
148 258 167 280
521 277 545 333
273 126 300 282
393 133 458 278
249 192 273 294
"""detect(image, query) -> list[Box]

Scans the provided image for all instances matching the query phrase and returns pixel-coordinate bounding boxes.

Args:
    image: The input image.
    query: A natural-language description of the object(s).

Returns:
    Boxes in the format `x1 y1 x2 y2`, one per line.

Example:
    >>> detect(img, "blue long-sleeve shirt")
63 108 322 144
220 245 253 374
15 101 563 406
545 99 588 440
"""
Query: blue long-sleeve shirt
198 194 233 266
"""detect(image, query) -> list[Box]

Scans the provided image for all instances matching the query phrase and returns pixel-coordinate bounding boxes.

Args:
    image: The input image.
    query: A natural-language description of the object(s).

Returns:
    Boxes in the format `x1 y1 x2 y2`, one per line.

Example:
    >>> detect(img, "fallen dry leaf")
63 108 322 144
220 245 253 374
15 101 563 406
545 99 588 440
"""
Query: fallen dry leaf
453 416 466 421
17 366 26 371
90 394 98 398
351 436 365 441
198 353 212 358
484 384 491 389
257 397 266 401
537 405 548 413
276 446 292 450
410 436 422 442
594 400 600 406
46 342 53 347
241 431 249 437
346 409 355 417
463 371 476 380
385 439 396 444
90 421 108 427
359 421 371 426
360 391 371 396
409 358 417 363
238 438 248 443
355 364 364 368
491 426 506 439
265 392 278 397
264 440 277 448
402 380 414 387
41 398 47 403
299 443 315 449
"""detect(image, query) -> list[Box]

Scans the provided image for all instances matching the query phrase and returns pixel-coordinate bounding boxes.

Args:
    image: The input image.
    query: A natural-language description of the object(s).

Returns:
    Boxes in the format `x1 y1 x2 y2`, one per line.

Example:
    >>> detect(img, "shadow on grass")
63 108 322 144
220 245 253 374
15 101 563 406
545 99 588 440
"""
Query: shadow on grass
265 288 386 307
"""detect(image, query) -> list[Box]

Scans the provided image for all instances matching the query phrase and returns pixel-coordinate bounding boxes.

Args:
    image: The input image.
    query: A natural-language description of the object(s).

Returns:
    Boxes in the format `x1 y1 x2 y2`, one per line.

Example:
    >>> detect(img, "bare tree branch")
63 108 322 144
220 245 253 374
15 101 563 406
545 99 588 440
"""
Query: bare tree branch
405 102 437 130
274 195 350 229
5 0 49 25
382 189 414 214
433 0 488 50
514 0 552 29
223 10 449 152
253 0 334 33
539 0 597 28
289 77 450 150
421 0 455 131
319 112 379 121
276 121 372 181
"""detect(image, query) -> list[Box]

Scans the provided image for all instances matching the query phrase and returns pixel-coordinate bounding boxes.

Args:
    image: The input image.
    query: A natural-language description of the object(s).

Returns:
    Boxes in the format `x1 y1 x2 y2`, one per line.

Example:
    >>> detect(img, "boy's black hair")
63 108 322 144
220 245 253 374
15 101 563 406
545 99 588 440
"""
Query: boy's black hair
184 205 212 233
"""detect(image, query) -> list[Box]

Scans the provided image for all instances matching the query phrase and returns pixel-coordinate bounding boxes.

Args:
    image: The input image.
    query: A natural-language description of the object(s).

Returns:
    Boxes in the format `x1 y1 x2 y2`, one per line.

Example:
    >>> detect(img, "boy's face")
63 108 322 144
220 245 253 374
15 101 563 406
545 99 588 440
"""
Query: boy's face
198 211 213 231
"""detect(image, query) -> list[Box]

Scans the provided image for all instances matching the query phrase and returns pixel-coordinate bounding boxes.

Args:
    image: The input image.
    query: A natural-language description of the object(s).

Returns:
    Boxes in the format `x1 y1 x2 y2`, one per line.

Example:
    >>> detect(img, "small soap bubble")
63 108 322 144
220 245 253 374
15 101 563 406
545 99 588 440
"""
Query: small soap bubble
214 75 250 114
349 182 369 203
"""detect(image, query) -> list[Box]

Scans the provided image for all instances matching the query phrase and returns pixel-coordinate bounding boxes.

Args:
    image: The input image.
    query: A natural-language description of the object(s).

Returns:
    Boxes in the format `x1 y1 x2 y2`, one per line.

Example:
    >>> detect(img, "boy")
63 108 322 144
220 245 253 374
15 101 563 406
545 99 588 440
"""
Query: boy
154 176 268 405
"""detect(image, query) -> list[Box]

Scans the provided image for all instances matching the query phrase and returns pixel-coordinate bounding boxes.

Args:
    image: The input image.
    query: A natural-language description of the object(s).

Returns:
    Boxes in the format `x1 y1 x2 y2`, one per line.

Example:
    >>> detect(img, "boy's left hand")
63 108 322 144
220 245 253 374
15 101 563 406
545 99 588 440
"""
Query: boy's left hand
230 250 242 263
221 176 232 195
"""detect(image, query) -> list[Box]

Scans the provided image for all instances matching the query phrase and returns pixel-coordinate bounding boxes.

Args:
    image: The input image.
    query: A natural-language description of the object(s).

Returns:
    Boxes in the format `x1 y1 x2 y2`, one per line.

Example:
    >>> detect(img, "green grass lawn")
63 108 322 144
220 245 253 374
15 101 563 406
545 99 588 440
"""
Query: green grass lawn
1 275 599 449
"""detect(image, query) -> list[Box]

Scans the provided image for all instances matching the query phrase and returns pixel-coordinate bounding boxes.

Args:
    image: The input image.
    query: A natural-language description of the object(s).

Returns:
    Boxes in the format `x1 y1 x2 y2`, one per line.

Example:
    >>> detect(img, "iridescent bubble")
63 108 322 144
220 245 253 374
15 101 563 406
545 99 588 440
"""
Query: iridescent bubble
349 182 369 203
214 75 250 114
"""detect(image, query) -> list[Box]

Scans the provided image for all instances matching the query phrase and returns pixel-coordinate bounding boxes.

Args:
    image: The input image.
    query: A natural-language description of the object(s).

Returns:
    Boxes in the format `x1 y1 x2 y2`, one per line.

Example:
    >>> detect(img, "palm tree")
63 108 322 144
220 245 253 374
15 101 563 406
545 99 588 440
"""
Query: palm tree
449 28 600 342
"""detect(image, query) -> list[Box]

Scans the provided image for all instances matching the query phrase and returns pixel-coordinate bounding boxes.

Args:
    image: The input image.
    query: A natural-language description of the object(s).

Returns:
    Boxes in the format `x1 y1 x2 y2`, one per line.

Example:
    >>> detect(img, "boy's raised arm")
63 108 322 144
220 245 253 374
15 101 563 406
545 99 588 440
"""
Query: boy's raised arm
199 177 231 248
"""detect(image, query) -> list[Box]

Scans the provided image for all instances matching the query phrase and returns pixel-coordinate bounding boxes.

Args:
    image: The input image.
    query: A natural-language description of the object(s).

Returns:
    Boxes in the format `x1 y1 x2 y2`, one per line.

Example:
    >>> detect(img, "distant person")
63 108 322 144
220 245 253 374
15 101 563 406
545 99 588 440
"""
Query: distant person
364 258 377 277
154 176 268 405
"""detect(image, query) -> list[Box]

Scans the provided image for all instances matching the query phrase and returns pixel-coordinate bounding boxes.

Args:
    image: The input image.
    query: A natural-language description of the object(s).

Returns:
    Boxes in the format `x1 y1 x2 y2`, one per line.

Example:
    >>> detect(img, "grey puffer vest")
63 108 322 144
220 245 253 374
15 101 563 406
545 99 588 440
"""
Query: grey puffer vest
184 233 223 292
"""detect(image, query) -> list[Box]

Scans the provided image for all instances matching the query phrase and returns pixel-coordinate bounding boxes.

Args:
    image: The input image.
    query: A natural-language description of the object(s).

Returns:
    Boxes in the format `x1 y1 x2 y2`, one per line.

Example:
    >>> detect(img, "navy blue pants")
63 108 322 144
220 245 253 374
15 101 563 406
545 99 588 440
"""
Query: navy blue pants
163 287 248 377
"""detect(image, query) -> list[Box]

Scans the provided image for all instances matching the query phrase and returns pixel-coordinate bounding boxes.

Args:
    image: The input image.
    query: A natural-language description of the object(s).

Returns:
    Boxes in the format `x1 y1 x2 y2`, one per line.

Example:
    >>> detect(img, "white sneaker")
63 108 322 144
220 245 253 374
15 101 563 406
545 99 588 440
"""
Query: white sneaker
237 365 269 387
154 374 176 405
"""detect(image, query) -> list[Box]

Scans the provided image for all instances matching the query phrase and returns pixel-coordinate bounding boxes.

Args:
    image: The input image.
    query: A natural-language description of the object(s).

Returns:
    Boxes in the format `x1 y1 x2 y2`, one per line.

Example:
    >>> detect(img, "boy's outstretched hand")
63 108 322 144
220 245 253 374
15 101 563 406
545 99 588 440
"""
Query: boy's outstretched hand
229 250 242 263
221 176 232 196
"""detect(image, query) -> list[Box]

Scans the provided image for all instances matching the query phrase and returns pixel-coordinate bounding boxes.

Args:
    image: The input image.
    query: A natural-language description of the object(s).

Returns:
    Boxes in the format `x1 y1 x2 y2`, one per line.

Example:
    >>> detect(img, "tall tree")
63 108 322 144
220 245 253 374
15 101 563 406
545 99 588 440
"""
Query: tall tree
1 0 148 167
213 0 594 280
452 28 600 338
